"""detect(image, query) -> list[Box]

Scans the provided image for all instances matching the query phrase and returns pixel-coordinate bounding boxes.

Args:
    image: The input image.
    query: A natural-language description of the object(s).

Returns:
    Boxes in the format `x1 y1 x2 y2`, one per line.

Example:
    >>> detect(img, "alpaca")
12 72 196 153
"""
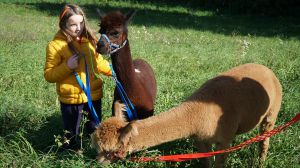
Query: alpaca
91 63 282 167
96 10 157 120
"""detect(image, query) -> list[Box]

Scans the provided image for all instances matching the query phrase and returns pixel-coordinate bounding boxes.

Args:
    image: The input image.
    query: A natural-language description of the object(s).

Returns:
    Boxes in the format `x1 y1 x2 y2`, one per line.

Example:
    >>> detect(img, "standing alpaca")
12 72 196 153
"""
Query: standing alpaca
96 10 157 119
91 63 282 167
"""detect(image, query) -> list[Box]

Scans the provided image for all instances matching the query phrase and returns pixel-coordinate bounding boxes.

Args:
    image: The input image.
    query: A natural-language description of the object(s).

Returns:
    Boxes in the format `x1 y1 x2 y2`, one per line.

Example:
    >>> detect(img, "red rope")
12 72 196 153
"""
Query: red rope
131 112 300 162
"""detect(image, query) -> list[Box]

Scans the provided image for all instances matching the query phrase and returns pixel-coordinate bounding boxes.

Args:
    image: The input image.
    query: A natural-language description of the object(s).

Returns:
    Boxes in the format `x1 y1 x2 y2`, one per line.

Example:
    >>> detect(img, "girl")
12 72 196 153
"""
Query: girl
44 4 111 150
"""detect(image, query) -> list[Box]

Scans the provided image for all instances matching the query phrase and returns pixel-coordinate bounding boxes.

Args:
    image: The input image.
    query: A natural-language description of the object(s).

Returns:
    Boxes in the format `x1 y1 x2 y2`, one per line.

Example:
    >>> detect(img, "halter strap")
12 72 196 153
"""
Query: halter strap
99 34 127 54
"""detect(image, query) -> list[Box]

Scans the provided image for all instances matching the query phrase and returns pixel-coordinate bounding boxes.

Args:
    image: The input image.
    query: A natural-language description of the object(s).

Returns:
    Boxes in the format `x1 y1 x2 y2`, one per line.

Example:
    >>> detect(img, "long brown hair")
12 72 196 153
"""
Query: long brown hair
59 4 97 46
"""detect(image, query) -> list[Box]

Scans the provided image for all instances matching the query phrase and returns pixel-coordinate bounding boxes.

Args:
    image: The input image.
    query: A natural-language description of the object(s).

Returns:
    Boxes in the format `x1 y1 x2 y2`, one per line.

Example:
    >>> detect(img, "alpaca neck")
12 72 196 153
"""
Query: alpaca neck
129 102 210 152
111 40 138 88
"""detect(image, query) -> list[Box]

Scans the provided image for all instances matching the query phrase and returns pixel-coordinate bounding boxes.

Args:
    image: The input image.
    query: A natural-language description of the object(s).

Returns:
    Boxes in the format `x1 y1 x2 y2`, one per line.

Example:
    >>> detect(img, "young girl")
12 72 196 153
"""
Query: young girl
44 4 111 150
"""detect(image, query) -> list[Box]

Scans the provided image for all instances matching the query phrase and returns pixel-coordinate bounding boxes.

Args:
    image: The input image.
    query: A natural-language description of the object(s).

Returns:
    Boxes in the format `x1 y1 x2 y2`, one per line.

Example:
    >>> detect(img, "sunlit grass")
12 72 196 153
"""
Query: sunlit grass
0 1 299 167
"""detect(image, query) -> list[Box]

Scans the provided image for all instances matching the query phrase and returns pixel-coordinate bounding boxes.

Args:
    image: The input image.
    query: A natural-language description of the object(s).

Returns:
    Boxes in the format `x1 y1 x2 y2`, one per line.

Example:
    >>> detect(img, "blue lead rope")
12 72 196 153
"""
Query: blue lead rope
110 64 138 121
74 58 136 122
74 59 100 126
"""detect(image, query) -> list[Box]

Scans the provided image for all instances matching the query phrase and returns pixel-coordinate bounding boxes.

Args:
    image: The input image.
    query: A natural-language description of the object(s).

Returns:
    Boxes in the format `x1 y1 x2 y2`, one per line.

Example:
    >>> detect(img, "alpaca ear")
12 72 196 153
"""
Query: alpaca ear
96 8 106 19
125 10 136 24
119 122 138 147
114 101 127 121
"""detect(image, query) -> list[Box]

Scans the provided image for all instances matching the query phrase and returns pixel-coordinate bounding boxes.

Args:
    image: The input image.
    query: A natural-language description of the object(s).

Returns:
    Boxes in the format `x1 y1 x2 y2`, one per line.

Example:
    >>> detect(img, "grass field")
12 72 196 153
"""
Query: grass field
0 1 299 167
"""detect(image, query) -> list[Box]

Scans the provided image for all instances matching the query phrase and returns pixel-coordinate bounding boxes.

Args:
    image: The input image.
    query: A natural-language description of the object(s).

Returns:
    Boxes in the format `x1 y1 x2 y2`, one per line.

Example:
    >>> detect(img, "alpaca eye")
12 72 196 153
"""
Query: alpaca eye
105 152 115 159
99 28 106 34
110 31 120 37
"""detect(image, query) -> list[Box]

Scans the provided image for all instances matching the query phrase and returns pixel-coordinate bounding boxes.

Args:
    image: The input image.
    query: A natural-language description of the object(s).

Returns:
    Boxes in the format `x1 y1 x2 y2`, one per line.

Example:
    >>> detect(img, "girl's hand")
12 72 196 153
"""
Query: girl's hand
67 54 79 70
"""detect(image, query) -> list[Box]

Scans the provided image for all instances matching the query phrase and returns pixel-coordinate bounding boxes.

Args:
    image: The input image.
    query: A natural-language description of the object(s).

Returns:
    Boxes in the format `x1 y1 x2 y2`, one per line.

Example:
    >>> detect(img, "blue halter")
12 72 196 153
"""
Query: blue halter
98 34 127 54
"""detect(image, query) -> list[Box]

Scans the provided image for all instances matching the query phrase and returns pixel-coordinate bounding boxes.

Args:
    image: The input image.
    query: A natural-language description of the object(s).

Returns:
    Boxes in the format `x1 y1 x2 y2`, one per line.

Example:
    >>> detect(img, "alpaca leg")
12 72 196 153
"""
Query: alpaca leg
259 109 279 163
112 88 119 116
215 142 230 168
194 140 212 168
112 99 116 116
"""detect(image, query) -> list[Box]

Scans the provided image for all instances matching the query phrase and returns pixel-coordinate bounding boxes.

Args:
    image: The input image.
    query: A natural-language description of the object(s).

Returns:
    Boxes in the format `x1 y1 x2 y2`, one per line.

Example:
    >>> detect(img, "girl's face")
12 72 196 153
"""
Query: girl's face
65 14 84 38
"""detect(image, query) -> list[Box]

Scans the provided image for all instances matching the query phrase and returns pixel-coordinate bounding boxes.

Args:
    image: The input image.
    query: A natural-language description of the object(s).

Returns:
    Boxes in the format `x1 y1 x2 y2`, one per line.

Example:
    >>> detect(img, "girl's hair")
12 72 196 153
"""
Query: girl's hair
59 4 97 46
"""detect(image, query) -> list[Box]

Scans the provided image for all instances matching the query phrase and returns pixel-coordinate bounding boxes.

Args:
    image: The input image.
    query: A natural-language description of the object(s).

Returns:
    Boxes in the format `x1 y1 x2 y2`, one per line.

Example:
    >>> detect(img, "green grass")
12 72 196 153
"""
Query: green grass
0 1 300 167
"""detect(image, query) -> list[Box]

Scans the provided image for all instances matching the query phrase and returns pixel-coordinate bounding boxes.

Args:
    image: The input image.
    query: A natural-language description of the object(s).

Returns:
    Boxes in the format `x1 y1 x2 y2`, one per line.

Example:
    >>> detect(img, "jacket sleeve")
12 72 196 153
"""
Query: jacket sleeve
95 53 112 76
44 42 73 83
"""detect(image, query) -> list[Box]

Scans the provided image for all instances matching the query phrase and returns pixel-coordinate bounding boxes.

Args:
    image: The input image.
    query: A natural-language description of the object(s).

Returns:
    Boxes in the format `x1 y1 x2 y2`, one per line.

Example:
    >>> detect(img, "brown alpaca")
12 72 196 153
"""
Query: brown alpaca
96 10 157 120
91 63 282 167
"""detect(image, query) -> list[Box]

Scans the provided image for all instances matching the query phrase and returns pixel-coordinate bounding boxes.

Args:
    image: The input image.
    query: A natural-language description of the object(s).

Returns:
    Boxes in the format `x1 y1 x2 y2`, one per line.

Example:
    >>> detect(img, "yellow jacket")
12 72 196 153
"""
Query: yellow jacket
44 30 112 104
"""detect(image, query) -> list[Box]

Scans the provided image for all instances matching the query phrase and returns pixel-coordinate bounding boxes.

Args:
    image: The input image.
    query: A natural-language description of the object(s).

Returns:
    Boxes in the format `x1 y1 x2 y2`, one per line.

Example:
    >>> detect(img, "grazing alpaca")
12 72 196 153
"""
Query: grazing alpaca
96 10 157 119
91 63 282 167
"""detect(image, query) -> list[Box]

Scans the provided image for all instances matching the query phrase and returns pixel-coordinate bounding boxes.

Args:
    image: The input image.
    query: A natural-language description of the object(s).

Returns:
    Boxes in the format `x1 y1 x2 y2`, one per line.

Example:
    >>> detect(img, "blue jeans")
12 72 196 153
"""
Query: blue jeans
60 99 101 149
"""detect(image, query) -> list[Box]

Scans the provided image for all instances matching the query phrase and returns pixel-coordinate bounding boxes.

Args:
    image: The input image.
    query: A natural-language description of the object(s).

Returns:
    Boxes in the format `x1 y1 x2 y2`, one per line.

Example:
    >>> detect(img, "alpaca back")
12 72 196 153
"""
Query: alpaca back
186 63 282 140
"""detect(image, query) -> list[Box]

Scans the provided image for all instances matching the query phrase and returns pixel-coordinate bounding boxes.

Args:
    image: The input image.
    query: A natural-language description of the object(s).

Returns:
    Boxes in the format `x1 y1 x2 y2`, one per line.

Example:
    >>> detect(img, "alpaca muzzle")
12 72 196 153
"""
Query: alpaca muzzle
97 34 127 55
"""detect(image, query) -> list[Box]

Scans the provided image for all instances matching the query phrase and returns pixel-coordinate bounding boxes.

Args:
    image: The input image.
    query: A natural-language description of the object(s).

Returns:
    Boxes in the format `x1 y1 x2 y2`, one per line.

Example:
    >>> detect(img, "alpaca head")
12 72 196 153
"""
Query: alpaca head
96 9 136 55
91 101 138 164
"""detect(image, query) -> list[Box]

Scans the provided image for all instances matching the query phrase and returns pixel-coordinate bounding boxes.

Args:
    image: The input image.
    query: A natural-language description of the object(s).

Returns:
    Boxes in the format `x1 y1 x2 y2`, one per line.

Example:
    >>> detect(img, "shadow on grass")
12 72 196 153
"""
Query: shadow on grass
26 113 63 152
13 2 300 40
24 112 99 160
